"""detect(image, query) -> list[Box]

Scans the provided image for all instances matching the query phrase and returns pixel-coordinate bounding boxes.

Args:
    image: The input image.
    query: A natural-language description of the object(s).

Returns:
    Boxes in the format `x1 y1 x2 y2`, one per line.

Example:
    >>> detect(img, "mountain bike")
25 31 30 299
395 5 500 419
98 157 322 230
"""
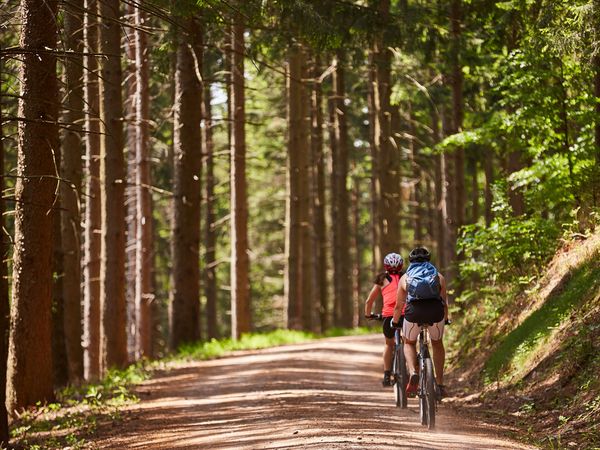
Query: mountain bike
367 314 408 409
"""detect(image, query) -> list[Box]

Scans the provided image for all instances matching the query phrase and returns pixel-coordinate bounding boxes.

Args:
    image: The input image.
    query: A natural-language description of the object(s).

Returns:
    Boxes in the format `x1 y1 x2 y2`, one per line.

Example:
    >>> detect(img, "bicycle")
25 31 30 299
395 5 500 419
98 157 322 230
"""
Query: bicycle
367 314 408 409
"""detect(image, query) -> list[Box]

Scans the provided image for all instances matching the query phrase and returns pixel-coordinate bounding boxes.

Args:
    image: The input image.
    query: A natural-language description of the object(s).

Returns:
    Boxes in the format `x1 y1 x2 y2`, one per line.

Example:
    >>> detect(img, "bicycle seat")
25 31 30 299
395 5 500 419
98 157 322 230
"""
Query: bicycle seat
417 322 434 327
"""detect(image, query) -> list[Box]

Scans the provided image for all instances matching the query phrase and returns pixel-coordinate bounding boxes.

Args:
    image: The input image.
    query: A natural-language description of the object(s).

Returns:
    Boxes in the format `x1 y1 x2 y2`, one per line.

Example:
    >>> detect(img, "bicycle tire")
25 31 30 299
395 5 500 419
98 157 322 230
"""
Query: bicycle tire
393 346 408 408
425 358 436 429
419 359 427 425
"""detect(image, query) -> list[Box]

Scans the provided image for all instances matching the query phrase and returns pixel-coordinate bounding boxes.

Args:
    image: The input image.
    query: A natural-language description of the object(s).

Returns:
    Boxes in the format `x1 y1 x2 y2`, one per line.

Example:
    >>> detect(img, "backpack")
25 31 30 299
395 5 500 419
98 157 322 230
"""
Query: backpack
406 262 441 301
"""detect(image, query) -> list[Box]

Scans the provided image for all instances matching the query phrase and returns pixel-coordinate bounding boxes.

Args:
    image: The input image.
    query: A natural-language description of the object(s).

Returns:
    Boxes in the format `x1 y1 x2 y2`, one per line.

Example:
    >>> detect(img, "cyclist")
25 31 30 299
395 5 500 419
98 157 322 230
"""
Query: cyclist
392 247 448 398
364 252 405 387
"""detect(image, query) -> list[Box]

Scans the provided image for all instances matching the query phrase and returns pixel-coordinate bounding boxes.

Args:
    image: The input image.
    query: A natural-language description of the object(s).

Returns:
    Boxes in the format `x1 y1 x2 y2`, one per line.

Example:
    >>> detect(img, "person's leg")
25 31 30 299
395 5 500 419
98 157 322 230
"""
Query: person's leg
403 340 417 374
383 337 394 371
430 338 445 385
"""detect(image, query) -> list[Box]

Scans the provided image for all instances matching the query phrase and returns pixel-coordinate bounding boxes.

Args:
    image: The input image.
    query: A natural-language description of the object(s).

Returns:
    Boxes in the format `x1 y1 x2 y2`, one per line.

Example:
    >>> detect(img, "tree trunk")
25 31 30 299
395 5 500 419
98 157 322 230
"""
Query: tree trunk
0 62 10 445
7 0 59 409
203 68 218 339
368 52 382 276
351 172 361 327
468 155 479 224
311 56 328 332
441 105 456 277
52 199 68 388
450 0 465 234
98 0 128 372
431 91 446 267
332 54 352 328
484 148 494 226
169 18 202 349
285 44 304 330
327 85 340 324
124 0 138 362
82 0 101 381
61 0 84 381
230 17 250 339
595 0 600 208
507 150 524 216
134 4 153 358
373 0 400 257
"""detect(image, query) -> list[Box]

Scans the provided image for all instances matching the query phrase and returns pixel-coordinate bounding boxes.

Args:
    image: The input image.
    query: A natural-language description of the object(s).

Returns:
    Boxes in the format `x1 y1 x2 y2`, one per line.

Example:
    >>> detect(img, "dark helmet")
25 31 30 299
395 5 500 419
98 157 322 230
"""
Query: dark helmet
409 246 431 263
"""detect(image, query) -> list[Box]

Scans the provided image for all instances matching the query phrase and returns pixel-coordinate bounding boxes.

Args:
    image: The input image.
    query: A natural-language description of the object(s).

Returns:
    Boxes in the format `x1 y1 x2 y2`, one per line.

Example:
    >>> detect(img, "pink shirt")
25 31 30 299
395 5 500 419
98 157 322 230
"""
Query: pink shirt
381 273 400 317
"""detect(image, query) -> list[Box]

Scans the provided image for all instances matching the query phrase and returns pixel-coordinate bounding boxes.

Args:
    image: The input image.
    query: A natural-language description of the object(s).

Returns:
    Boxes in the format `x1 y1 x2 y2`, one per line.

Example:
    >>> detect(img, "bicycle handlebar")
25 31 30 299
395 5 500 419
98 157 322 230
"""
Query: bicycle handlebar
366 313 383 321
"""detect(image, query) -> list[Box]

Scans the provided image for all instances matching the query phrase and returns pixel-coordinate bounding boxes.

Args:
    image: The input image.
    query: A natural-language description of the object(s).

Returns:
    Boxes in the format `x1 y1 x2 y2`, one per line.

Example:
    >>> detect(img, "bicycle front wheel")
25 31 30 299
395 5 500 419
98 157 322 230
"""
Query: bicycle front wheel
425 358 436 430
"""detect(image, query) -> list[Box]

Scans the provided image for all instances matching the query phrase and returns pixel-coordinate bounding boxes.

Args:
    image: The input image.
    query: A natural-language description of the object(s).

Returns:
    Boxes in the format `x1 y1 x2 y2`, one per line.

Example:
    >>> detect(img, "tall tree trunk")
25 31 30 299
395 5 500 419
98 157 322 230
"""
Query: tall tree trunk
332 54 352 327
373 0 400 257
82 0 101 380
441 105 456 276
595 0 600 208
368 53 381 276
52 196 68 388
299 49 313 331
98 0 127 372
7 0 59 409
506 150 524 215
450 0 465 233
430 90 446 267
134 4 153 358
124 1 138 362
285 44 304 330
351 172 361 327
169 19 202 349
61 0 84 381
327 85 340 324
203 70 218 339
230 17 250 338
0 62 10 445
311 56 328 332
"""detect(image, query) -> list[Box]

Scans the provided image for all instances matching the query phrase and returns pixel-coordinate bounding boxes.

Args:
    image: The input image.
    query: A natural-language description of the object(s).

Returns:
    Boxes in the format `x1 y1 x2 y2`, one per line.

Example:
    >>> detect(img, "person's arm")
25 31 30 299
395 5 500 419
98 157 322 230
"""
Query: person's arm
364 284 381 317
439 273 449 321
392 275 407 323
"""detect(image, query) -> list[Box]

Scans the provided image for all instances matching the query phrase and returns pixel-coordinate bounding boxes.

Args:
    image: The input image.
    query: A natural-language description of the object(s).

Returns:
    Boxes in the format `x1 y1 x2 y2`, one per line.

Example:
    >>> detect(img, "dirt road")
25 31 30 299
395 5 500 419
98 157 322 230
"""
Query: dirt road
91 335 535 449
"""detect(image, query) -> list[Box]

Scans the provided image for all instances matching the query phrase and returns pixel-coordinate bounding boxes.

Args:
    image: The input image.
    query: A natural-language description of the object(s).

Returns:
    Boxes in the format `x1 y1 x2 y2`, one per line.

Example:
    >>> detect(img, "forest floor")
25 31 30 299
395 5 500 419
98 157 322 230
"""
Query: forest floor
82 334 536 449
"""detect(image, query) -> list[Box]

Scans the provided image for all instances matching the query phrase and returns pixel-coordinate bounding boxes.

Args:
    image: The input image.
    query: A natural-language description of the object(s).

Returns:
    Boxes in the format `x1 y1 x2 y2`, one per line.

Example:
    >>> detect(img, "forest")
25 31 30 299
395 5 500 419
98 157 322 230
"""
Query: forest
0 0 599 447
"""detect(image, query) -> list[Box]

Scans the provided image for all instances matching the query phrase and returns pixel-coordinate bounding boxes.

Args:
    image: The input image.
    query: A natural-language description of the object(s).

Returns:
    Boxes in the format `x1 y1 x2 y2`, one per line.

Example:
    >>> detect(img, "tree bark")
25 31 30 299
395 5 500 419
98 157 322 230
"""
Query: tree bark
82 0 101 380
230 17 250 339
0 60 10 445
332 54 352 328
327 84 340 324
484 148 494 226
285 44 304 330
7 0 59 410
311 56 328 332
368 52 381 276
61 0 84 381
373 0 400 257
124 0 137 362
52 198 68 388
203 67 218 339
134 4 153 358
98 0 128 372
169 18 202 349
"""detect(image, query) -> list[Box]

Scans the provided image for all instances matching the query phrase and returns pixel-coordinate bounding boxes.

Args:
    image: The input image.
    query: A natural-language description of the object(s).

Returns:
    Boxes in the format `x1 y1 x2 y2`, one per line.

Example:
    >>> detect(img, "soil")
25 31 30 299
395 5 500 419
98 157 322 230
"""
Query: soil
88 335 536 449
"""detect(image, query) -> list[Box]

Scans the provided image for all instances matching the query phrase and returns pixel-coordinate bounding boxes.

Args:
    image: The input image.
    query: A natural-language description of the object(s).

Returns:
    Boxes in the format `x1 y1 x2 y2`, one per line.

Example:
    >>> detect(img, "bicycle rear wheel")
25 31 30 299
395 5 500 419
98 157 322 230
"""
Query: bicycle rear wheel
393 346 408 408
419 359 427 425
425 358 436 429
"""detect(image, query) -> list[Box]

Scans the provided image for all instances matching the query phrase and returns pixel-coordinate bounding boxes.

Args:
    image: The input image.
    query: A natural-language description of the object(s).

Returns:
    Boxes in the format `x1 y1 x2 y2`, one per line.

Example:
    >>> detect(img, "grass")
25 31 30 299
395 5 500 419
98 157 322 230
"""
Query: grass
483 257 600 383
175 326 374 360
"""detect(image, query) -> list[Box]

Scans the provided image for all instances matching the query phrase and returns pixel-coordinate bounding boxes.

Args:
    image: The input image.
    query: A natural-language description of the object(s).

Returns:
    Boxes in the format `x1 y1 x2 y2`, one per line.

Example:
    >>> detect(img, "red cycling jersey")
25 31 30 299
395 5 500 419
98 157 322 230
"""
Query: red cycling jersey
381 273 401 317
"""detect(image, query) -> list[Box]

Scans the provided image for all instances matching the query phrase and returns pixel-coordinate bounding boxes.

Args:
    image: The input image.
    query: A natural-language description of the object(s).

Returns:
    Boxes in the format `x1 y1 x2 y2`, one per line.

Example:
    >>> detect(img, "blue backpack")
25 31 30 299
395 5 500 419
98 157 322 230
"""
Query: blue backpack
406 262 441 302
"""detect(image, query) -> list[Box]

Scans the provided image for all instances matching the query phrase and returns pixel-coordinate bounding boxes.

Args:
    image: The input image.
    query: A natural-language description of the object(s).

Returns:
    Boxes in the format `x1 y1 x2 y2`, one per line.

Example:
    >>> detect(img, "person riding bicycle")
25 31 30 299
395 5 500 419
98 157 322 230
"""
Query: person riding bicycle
392 246 449 398
364 252 405 387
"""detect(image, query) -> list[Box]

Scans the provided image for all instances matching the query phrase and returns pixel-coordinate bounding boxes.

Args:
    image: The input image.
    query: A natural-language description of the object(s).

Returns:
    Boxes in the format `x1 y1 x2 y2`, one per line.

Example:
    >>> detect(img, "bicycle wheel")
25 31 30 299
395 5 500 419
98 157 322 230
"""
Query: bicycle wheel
393 346 408 408
425 358 436 430
419 359 427 425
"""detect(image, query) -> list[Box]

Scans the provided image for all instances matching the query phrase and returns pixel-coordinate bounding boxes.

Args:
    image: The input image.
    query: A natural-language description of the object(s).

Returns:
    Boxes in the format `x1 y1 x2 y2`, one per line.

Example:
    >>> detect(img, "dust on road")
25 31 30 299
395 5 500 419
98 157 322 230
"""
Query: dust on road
91 335 535 449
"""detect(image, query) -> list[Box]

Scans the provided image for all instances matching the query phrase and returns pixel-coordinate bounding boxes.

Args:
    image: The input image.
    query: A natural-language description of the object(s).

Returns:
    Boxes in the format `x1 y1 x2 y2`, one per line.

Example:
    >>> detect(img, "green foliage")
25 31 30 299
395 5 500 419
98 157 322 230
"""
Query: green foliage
483 257 600 383
458 193 560 286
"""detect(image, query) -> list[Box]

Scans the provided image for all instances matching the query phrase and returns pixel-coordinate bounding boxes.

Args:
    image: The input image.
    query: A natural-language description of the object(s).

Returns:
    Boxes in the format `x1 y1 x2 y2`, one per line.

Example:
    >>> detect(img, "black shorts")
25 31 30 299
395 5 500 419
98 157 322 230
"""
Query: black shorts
404 298 444 325
382 316 395 339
